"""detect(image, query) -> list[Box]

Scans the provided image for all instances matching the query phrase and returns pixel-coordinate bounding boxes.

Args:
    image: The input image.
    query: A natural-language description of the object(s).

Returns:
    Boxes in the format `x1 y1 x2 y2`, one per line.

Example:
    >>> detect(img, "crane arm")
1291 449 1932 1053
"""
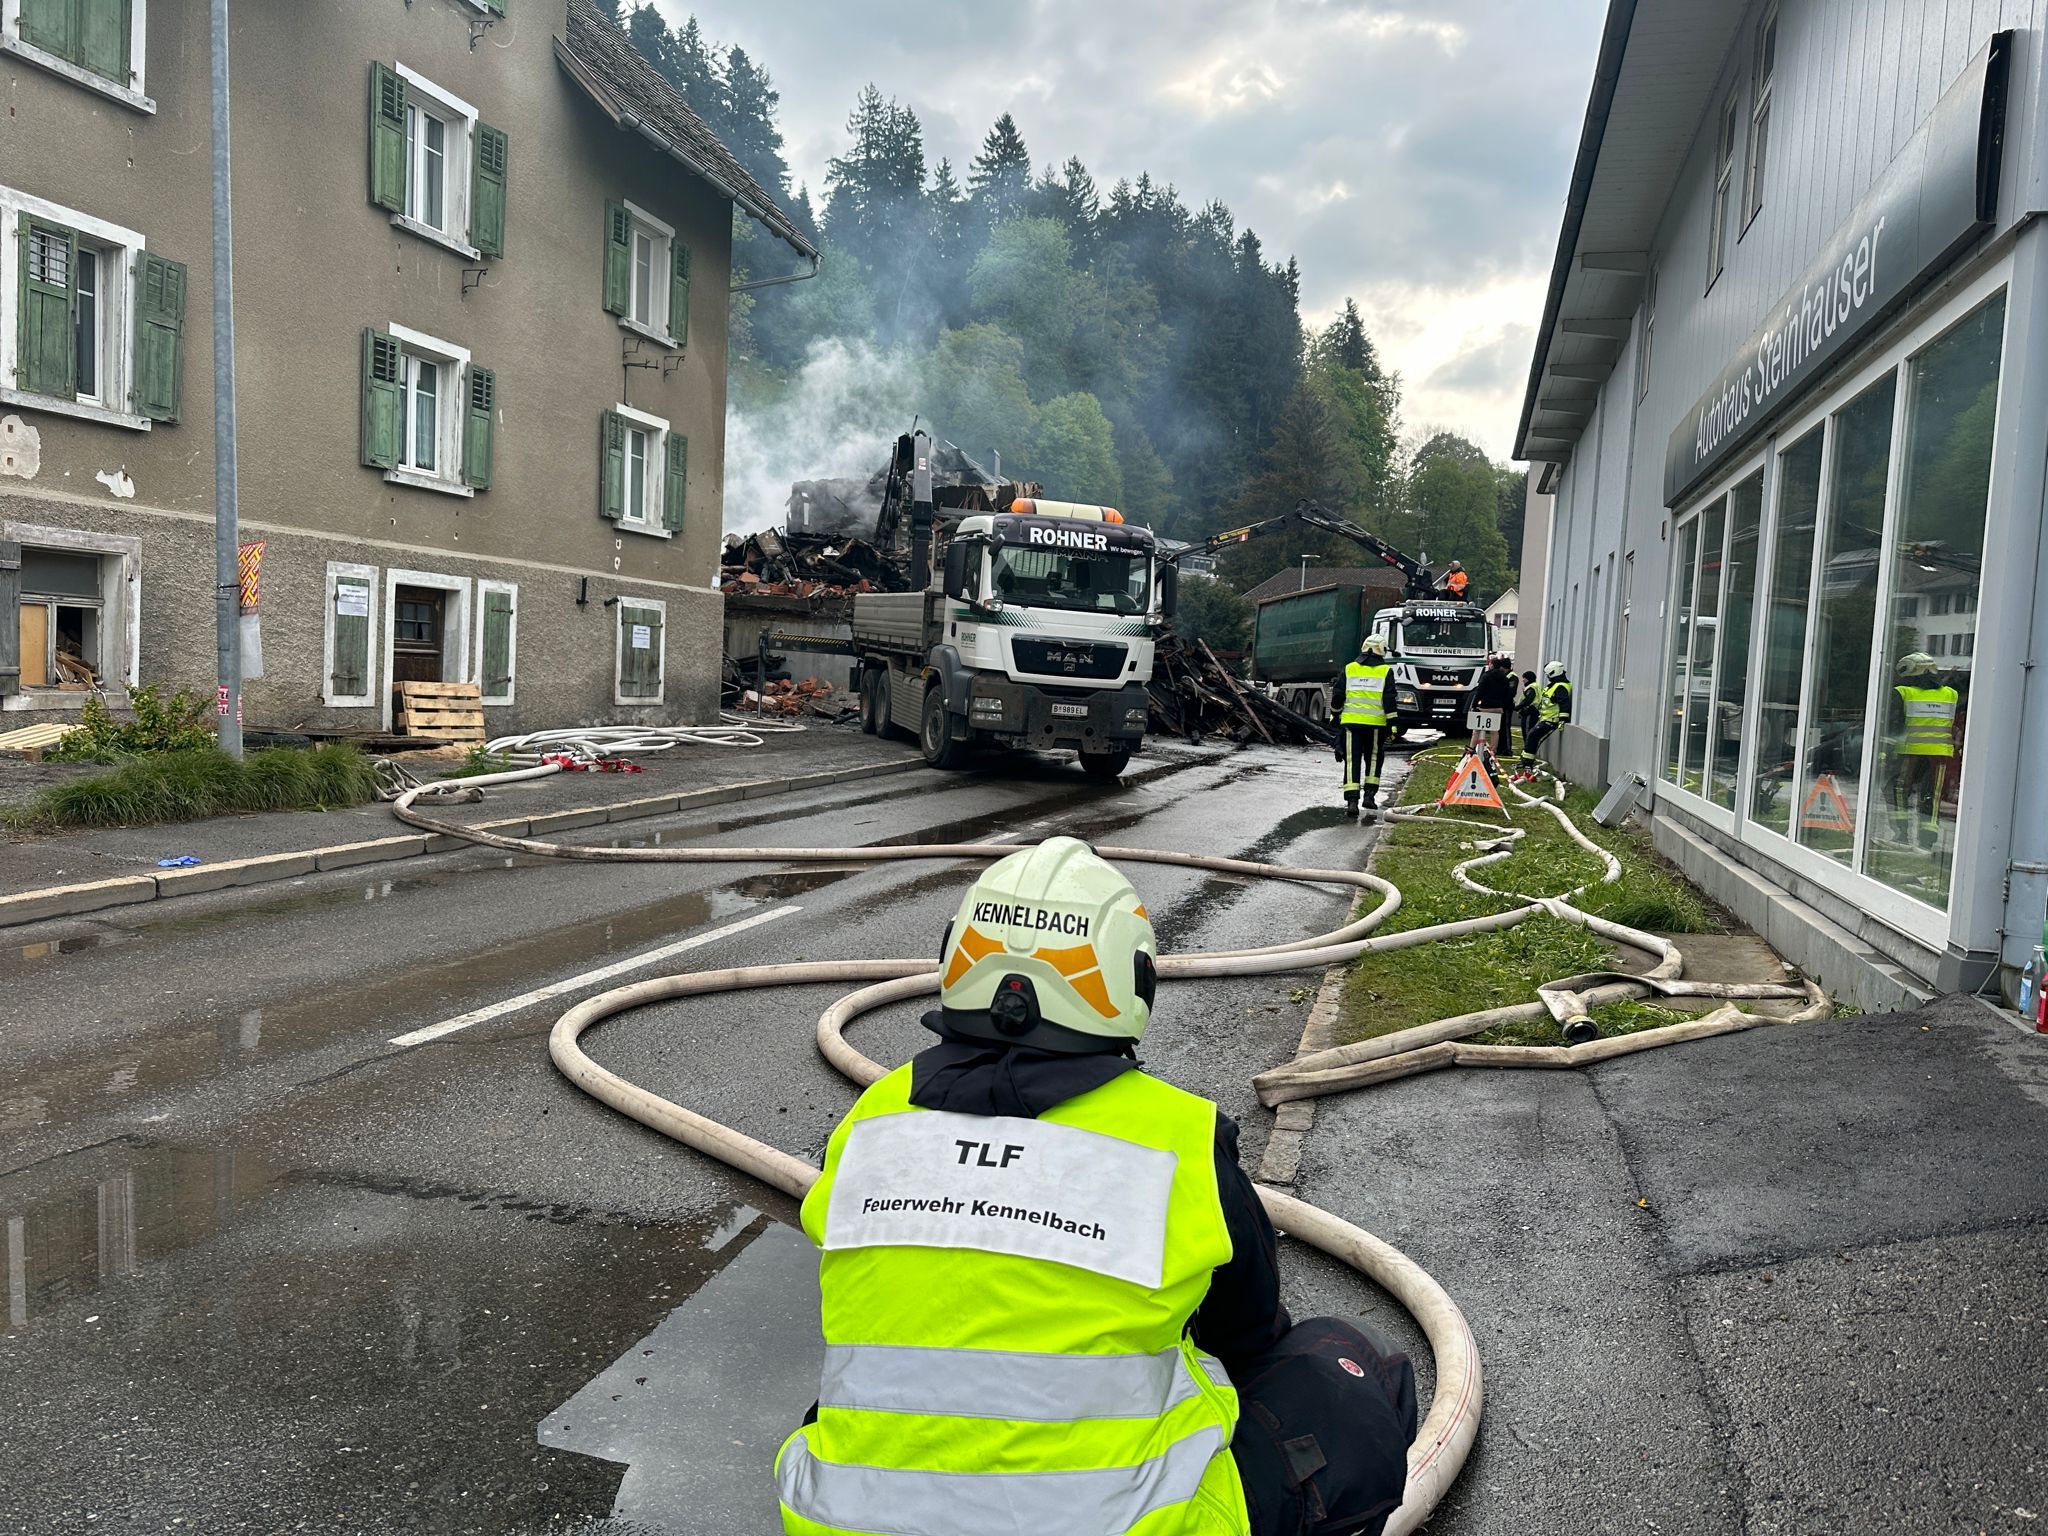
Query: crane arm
1291 500 1437 599
1160 512 1297 565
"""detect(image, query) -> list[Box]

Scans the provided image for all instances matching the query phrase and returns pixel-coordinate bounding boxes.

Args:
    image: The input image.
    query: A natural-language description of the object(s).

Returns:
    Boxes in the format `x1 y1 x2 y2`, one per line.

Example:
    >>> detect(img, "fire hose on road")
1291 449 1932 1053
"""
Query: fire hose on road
389 753 1828 1534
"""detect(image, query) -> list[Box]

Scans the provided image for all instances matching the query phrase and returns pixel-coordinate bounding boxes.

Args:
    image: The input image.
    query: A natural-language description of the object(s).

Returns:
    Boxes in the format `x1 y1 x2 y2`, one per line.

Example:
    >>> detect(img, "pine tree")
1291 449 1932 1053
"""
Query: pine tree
969 113 1033 226
624 6 677 88
671 17 722 119
926 158 973 330
721 45 789 198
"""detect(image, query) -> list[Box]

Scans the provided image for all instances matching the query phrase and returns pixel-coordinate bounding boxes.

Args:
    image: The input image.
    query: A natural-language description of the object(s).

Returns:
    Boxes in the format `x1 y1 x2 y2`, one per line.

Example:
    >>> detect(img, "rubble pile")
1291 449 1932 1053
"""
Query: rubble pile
737 677 859 723
720 527 908 596
1149 637 1334 748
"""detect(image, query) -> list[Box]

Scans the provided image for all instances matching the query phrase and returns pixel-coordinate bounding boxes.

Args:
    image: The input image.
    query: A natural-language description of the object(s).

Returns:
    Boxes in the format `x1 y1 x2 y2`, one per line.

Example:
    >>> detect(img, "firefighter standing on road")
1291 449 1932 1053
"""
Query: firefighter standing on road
1333 635 1396 817
776 838 1419 1536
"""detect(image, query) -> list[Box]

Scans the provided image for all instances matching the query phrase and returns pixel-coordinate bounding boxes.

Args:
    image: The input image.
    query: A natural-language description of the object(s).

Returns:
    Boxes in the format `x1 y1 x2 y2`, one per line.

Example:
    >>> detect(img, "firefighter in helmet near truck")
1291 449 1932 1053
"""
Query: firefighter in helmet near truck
1331 635 1397 818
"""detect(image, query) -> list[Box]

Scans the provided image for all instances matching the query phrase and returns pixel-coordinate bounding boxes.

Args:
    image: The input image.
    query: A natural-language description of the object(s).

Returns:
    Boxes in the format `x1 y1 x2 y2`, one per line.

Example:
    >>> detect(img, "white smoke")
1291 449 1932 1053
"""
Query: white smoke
721 337 920 536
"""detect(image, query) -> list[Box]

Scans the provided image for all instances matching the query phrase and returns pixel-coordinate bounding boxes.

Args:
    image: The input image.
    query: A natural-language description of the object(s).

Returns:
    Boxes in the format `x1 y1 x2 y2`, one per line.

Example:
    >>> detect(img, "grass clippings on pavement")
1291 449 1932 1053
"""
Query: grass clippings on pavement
1336 751 1724 1049
3 744 379 830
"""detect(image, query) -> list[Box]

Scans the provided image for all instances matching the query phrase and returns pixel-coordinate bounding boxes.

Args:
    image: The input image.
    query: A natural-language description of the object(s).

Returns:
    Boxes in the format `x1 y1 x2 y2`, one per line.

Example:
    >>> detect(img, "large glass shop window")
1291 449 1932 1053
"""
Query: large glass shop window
1709 471 1763 810
1749 431 1823 837
1663 518 1699 785
1794 374 1895 866
1865 292 2004 908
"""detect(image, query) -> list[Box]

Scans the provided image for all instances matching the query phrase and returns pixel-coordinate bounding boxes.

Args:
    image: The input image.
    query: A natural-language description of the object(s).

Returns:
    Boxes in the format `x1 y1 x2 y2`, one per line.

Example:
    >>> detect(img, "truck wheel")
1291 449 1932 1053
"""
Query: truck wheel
859 670 882 735
1080 747 1132 780
920 688 969 769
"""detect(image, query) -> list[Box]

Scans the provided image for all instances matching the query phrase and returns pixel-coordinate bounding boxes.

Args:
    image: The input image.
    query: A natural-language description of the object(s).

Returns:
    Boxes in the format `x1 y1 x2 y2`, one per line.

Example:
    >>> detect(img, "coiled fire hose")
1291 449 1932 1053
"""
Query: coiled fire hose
390 753 1826 1534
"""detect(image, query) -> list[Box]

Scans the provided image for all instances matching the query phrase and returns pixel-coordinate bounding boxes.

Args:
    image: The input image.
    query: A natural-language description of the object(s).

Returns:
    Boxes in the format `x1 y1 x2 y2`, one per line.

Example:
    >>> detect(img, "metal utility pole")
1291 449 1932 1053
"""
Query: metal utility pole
209 0 242 757
1297 553 1322 591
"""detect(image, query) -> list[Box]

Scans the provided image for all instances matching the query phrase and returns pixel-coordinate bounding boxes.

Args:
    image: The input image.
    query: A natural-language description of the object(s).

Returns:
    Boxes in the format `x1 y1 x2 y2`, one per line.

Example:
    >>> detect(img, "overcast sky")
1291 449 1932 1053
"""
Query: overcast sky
657 0 1606 463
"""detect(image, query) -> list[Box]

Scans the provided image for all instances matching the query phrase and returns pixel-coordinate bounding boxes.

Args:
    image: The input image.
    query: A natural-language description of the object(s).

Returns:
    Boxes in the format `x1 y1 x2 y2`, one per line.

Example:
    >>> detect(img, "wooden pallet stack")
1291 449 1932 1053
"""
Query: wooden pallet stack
393 681 487 745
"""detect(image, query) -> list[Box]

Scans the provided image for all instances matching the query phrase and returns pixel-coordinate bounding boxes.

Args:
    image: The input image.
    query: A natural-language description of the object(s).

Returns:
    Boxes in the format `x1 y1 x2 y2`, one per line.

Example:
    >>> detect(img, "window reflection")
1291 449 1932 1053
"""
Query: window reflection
1680 497 1726 794
1749 431 1822 835
1663 518 1698 785
1867 293 2004 907
1710 471 1763 809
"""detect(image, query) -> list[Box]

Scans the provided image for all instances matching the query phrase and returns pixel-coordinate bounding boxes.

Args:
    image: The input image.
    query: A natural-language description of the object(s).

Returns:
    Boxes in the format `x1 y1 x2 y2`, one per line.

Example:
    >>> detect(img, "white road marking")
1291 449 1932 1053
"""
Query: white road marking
387 905 802 1048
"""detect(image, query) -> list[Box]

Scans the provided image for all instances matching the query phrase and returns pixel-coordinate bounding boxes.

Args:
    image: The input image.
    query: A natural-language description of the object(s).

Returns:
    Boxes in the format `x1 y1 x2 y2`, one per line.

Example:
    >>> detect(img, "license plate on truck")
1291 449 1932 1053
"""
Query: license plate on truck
1051 702 1089 719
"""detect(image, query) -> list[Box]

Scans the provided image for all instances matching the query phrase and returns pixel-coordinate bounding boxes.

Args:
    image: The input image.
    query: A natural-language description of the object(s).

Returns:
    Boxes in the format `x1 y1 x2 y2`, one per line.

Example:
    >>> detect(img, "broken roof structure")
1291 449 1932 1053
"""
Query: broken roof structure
556 0 818 264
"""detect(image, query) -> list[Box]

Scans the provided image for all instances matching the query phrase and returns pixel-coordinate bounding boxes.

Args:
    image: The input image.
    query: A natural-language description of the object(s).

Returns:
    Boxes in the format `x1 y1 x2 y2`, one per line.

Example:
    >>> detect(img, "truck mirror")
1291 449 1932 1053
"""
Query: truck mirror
1159 565 1179 619
942 542 970 600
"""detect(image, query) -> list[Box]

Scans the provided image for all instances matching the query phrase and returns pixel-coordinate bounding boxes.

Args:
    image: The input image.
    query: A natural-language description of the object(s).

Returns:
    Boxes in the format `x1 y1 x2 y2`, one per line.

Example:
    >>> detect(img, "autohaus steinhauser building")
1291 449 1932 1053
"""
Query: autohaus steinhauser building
1514 3 2047 1009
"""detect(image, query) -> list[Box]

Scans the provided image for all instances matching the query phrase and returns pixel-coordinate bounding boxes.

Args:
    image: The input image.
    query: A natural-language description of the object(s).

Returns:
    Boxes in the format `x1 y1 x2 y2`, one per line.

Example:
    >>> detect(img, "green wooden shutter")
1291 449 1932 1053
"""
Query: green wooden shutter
16 219 77 400
662 432 687 531
331 581 370 698
479 0 506 14
360 329 402 470
463 365 496 489
481 588 514 697
599 410 625 520
603 202 632 315
669 241 691 345
77 0 131 84
470 123 507 258
20 0 75 63
368 63 407 213
0 542 20 699
134 254 186 423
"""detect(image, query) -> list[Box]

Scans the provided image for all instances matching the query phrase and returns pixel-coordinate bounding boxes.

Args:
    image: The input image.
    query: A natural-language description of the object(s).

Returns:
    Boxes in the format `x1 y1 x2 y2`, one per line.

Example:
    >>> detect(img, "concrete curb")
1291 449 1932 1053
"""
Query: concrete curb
0 758 925 932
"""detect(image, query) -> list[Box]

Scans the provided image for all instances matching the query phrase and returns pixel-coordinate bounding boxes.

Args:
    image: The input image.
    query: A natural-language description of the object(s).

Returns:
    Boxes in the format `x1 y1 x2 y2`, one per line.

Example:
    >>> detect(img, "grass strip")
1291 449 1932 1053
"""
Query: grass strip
1336 751 1722 1049
5 745 380 830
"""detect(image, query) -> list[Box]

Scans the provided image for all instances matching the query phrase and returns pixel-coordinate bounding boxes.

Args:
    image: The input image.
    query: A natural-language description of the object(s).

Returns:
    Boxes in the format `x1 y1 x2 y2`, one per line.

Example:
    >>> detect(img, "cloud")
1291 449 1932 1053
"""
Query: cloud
659 0 1603 460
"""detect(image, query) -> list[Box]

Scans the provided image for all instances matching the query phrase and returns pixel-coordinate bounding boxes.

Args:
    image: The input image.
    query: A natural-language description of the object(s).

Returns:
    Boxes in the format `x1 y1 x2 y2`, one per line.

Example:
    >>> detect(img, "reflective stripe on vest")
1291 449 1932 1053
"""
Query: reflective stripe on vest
1342 661 1390 726
1539 680 1568 723
783 1065 1245 1536
778 1424 1227 1536
820 1341 1200 1421
1897 685 1958 756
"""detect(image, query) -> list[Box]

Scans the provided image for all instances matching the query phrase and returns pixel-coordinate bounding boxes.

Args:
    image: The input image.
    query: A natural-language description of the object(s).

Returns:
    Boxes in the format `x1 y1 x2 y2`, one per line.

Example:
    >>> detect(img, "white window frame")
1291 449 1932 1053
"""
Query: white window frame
612 401 673 538
379 568 472 731
391 63 478 260
618 200 677 347
614 594 667 707
323 560 381 709
2 521 140 711
1676 258 2017 945
473 577 519 707
385 322 473 499
1635 266 1658 403
1744 6 1778 232
0 186 146 432
1 0 153 114
1706 87 1742 292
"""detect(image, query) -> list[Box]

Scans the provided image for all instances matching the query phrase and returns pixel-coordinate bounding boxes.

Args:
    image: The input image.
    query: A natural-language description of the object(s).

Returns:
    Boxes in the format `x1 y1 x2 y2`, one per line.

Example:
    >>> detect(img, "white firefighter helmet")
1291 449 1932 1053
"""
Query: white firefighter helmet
1361 633 1389 657
1544 659 1568 680
1899 651 1939 677
933 837 1157 1053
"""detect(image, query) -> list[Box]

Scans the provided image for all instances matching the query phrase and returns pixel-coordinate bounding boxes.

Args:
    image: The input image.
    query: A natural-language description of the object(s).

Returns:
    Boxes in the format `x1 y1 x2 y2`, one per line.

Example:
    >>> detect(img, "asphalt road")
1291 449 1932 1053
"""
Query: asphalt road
4 736 2043 1535
0 740 1401 1535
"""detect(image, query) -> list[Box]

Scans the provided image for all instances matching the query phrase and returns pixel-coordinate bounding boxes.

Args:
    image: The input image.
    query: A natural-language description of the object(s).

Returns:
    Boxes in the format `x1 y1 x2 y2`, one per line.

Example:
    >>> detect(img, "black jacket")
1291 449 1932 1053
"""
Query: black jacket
908 1037 1291 1370
1472 667 1516 710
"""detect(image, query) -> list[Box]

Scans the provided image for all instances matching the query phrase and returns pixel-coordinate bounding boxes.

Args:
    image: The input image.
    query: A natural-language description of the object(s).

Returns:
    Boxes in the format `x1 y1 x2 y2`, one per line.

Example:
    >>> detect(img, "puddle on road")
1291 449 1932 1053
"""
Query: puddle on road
4 927 135 966
2 883 758 1133
0 1134 782 1532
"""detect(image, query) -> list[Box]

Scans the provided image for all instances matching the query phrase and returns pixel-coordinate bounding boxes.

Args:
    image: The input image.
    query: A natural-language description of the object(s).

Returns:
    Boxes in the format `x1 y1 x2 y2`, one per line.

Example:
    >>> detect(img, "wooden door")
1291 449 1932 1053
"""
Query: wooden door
391 586 445 685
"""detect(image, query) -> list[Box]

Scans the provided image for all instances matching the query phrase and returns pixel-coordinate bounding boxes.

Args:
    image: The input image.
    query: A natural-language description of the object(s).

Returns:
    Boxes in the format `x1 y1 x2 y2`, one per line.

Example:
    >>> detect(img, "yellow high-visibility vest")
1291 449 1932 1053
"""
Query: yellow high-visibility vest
777 1064 1248 1536
1342 661 1391 727
1896 684 1958 757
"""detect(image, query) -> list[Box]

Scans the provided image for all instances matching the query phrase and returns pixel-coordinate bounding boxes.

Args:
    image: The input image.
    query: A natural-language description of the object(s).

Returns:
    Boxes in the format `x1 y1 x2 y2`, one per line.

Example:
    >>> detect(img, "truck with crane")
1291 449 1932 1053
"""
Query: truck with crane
850 431 1176 775
1171 500 1493 733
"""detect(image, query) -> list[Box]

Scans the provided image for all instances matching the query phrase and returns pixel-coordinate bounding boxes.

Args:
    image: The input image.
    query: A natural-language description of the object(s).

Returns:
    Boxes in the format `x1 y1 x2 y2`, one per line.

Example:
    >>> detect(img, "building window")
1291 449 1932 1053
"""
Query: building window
1745 9 1778 229
2 0 152 112
604 201 691 347
359 325 493 495
1707 88 1742 290
1636 266 1658 402
1615 553 1632 687
615 597 666 705
1707 472 1763 810
599 405 686 535
369 63 505 260
0 188 184 429
4 527 139 705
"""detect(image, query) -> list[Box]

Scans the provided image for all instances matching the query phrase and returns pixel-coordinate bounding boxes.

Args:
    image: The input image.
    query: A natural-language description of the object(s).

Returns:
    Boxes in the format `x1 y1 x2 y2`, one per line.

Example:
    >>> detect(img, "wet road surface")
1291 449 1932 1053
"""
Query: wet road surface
1 742 1407 1534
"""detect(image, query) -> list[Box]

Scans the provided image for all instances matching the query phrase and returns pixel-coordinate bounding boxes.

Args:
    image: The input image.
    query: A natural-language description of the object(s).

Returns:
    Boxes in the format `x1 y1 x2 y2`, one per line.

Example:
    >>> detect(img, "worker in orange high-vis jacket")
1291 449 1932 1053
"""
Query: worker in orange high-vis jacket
1436 561 1468 600
776 837 1418 1536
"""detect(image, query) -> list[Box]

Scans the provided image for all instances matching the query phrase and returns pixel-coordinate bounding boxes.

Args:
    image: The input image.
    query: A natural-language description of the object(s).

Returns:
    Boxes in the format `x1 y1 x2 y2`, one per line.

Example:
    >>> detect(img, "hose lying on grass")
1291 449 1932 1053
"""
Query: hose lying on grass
389 750 1826 1534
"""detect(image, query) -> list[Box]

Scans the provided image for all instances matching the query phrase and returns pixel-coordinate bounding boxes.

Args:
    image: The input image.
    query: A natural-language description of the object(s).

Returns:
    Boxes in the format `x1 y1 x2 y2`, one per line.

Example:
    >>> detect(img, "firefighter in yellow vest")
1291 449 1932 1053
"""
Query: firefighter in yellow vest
777 837 1417 1536
1516 661 1572 781
1890 651 1958 848
1332 636 1396 818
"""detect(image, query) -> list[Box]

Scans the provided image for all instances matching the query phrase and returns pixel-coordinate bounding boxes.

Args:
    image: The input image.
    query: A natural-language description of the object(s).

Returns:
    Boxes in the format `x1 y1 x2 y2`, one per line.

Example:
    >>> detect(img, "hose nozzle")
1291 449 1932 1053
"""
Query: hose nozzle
1562 1016 1600 1044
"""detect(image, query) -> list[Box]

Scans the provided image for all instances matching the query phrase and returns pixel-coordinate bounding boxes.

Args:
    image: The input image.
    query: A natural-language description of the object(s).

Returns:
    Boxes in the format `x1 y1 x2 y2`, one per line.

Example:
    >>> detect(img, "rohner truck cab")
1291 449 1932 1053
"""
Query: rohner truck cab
851 500 1173 777
1370 600 1492 732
